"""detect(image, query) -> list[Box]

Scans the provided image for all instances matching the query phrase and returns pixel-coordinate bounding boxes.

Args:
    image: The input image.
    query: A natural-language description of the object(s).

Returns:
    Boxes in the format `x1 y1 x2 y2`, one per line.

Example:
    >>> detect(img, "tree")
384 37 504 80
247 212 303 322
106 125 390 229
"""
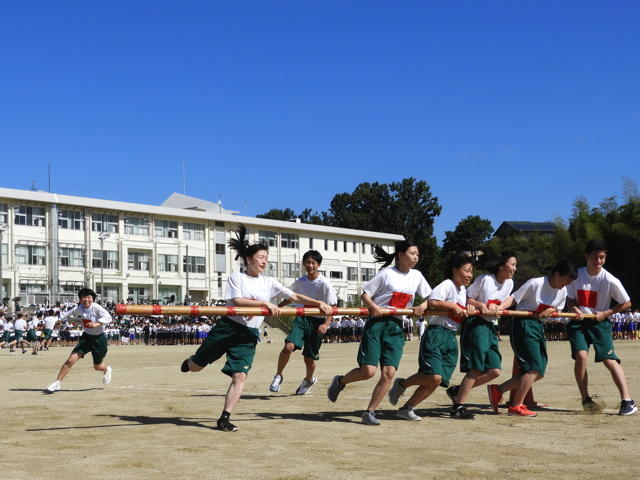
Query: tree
256 208 298 222
441 215 493 262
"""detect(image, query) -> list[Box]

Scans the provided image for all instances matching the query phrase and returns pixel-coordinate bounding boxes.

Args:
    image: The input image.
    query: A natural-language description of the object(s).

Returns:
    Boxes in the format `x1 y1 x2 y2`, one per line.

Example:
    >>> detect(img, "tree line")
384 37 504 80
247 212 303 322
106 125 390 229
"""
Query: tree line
257 177 640 307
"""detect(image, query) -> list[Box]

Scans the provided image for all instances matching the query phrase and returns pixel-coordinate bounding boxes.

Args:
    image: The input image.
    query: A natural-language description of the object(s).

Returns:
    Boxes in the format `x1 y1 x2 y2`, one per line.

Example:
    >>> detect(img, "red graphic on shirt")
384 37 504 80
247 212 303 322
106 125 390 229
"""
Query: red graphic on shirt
389 292 412 308
487 300 501 306
577 289 598 308
448 303 467 324
82 319 92 328
535 304 554 314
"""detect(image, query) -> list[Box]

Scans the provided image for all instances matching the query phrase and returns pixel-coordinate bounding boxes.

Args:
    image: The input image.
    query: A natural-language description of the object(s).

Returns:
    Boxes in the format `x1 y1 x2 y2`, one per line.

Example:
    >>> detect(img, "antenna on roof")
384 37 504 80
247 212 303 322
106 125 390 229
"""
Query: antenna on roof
182 162 186 194
30 180 37 191
48 162 52 192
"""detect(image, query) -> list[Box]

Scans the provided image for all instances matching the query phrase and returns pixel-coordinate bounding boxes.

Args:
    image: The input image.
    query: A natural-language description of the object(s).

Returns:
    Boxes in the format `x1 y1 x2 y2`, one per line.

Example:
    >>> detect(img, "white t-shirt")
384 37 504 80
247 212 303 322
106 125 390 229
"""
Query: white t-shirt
566 267 630 314
43 315 58 330
225 272 295 330
512 276 568 319
362 266 432 320
427 279 467 331
60 303 112 335
14 318 27 331
467 273 514 324
289 274 338 318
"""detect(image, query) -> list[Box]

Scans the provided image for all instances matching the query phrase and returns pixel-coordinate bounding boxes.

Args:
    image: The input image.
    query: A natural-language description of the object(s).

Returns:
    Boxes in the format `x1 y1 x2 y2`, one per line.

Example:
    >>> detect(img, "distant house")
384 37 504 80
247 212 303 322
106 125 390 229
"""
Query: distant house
494 221 556 238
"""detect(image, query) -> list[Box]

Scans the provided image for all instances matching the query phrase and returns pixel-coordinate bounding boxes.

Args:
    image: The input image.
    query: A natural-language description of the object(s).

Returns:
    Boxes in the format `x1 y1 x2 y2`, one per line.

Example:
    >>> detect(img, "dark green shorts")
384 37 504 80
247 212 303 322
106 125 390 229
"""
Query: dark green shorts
418 325 458 388
460 317 502 373
27 329 38 342
43 328 53 340
14 330 23 342
72 333 108 365
3 331 11 342
567 319 619 363
357 317 405 369
192 317 259 376
510 318 547 376
285 316 325 361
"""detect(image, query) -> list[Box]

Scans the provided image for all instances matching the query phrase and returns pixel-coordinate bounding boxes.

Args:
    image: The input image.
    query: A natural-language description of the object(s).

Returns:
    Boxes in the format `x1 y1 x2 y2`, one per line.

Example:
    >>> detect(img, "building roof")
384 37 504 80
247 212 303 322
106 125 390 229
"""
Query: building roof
161 192 238 214
494 221 556 237
0 187 403 241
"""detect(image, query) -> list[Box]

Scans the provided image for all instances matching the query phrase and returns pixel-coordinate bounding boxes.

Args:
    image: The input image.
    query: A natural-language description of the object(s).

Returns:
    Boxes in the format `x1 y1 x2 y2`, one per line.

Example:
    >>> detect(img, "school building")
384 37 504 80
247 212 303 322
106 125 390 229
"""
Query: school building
0 187 403 308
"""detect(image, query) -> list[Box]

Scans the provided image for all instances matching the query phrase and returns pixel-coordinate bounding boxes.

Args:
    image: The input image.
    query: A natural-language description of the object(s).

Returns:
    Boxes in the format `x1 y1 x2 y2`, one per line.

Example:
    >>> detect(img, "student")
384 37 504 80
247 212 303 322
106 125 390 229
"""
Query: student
389 255 474 421
566 239 636 416
26 312 41 355
446 253 517 413
9 313 29 353
269 250 338 395
180 225 332 432
327 240 431 426
488 260 577 417
45 288 113 393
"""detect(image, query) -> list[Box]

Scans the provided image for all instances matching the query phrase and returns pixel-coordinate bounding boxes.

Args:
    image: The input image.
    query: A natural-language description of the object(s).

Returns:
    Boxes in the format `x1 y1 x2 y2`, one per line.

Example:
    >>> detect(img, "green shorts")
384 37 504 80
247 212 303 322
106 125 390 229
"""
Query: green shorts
14 330 23 342
43 328 53 340
567 319 619 363
460 317 502 373
357 317 405 369
510 318 547 376
418 325 458 387
285 316 326 361
192 317 259 376
3 331 11 342
72 333 108 365
27 329 38 342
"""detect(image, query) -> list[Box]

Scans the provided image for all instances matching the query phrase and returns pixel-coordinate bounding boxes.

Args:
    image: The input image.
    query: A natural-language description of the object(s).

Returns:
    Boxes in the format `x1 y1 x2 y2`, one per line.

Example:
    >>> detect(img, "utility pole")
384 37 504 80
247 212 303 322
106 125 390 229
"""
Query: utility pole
98 232 110 304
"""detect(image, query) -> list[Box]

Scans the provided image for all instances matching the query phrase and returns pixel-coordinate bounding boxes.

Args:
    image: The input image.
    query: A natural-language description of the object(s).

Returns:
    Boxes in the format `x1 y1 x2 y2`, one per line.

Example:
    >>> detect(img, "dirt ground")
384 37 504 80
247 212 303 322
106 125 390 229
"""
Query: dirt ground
2 332 639 480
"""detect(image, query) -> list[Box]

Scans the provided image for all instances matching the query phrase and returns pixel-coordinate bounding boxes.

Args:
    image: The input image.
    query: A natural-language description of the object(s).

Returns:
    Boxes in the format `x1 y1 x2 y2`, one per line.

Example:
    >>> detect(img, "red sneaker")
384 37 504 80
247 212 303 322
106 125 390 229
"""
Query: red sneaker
507 404 537 417
487 384 502 414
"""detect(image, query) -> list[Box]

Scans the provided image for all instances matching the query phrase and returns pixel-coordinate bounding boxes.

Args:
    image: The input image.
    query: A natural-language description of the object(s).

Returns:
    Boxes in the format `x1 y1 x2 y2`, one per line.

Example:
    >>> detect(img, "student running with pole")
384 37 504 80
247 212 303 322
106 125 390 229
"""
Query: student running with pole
327 240 431 426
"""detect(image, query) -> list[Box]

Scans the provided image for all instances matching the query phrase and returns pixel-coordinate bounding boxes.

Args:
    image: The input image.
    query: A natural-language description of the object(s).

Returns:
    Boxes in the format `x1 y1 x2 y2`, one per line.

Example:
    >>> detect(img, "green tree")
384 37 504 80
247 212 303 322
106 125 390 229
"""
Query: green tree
441 215 493 262
256 208 298 221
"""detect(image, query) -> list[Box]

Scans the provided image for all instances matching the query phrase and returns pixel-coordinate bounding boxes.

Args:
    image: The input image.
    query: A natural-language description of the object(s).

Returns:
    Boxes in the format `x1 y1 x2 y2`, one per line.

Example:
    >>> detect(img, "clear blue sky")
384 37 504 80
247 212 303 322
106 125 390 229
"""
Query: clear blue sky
1 1 638 242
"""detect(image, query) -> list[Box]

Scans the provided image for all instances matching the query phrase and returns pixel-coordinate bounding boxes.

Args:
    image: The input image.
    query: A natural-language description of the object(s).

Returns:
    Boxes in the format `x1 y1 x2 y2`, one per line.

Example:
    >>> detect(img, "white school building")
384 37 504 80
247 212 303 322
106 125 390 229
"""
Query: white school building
0 187 402 308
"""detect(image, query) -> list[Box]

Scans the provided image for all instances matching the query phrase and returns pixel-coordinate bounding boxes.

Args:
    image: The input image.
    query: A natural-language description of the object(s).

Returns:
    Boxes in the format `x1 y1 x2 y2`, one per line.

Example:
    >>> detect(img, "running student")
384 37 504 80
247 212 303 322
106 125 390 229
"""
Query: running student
327 240 431 426
447 253 517 413
489 260 576 417
269 250 338 395
180 225 332 432
45 288 113 393
389 255 475 421
566 239 636 416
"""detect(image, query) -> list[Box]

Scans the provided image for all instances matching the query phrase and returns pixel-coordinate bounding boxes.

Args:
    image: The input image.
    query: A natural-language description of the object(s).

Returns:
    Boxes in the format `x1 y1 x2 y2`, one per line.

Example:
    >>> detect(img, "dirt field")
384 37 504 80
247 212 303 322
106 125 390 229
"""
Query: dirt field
2 332 639 480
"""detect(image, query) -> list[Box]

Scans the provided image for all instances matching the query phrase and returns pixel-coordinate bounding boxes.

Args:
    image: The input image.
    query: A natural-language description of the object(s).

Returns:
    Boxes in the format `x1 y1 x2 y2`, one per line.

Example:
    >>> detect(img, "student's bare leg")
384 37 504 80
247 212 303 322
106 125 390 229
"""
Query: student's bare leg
303 356 316 381
56 352 82 381
602 358 631 399
403 374 441 408
340 364 377 386
223 372 247 413
455 368 500 403
367 366 396 411
511 372 541 405
574 350 590 399
276 342 295 376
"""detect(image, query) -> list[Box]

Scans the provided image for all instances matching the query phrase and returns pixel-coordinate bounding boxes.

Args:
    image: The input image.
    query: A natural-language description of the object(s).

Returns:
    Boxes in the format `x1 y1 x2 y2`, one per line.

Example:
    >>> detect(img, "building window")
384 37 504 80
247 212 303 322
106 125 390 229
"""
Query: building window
183 222 204 241
214 221 224 228
281 233 299 249
0 203 7 224
362 243 366 253
128 251 150 271
125 216 149 236
334 240 338 252
155 219 178 238
347 267 358 281
268 261 278 277
59 247 84 267
343 241 347 252
92 213 118 233
215 243 226 255
330 270 343 280
282 262 300 278
259 230 277 247
309 238 314 249
92 250 119 269
20 283 48 295
324 239 329 250
1 243 7 265
15 245 46 265
158 254 178 272
14 205 46 227
352 242 356 253
184 256 206 274
361 268 376 282
58 210 84 230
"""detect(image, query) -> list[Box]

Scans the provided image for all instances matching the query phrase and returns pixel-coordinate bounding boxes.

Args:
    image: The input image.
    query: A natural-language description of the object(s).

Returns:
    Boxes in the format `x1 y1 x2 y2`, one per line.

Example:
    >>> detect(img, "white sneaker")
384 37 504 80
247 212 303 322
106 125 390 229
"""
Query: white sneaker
103 366 112 385
46 380 61 393
269 374 283 392
396 406 421 421
295 376 317 395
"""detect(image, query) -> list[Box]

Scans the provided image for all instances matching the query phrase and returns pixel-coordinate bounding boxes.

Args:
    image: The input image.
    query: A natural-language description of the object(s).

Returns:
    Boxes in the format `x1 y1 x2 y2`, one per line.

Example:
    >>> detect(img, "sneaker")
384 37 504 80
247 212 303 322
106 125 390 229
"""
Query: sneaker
22 349 27 354
45 380 61 393
396 406 421 421
618 399 638 416
217 418 239 432
507 404 537 417
103 366 112 385
388 378 406 406
450 404 475 420
581 395 603 413
270 374 283 393
446 385 459 403
362 410 381 425
180 357 191 373
32 351 38 355
487 384 503 413
295 376 317 395
327 375 345 403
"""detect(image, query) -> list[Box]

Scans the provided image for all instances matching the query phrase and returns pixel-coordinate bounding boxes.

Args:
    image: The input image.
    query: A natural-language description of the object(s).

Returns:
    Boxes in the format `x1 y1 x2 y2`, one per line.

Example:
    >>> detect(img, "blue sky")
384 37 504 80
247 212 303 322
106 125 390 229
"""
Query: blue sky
1 1 638 242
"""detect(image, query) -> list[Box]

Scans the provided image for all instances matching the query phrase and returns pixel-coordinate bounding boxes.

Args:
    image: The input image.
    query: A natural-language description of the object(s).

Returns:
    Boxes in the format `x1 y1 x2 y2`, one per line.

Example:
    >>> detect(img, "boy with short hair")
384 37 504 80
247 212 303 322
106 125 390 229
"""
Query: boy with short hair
45 288 113 393
269 250 337 395
566 239 636 415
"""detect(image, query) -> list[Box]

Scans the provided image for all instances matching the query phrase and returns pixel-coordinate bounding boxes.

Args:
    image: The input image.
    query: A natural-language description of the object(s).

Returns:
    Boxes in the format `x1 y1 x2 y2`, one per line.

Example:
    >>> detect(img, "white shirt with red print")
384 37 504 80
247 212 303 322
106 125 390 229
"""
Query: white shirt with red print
60 303 112 336
362 266 432 320
566 267 630 314
512 276 568 319
427 279 467 331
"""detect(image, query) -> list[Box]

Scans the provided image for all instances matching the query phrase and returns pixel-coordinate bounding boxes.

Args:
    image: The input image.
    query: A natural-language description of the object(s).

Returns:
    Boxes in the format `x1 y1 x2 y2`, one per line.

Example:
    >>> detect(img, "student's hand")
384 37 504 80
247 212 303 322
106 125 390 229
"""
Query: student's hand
317 302 333 316
476 303 490 315
411 303 428 318
264 303 280 317
536 308 555 320
84 322 101 328
486 303 498 316
317 323 329 334
369 305 384 318
453 305 468 319
467 305 476 316
594 311 608 322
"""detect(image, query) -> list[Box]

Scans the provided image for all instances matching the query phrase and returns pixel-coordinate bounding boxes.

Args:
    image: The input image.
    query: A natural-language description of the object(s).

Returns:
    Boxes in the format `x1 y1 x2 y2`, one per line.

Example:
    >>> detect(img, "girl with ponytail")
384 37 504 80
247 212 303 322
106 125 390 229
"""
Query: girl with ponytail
180 225 332 432
326 239 432 426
